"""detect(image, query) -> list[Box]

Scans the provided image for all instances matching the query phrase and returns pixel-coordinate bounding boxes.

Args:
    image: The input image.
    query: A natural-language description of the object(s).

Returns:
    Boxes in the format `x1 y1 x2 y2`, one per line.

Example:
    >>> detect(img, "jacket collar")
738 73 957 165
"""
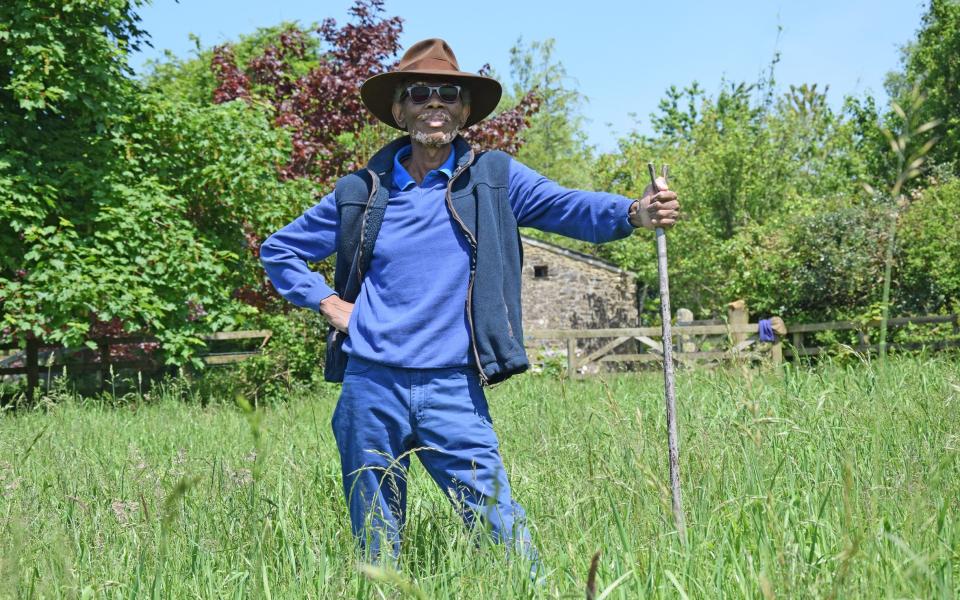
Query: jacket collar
366 135 474 180
392 144 455 190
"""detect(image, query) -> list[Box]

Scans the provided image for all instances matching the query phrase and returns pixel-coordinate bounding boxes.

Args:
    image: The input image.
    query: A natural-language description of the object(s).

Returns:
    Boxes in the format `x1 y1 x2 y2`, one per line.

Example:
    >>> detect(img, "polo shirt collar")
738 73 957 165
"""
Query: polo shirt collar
392 145 455 191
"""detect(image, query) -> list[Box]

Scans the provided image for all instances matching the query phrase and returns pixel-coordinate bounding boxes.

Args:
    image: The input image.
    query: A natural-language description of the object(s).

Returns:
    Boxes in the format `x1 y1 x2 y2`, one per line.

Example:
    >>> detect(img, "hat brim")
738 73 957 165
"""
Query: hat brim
360 70 502 130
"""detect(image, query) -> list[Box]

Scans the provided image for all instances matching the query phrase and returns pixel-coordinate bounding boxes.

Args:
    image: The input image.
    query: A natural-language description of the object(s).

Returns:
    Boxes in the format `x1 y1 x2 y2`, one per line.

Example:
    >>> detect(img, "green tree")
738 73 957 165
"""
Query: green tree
142 24 323 107
507 38 594 189
592 66 878 318
901 0 960 174
0 1 261 362
1 0 147 283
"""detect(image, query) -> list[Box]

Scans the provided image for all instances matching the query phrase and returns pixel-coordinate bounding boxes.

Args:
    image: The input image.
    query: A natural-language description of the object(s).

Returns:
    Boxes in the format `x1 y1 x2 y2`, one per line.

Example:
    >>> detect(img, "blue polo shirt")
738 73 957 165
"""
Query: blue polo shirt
260 149 636 368
343 145 473 367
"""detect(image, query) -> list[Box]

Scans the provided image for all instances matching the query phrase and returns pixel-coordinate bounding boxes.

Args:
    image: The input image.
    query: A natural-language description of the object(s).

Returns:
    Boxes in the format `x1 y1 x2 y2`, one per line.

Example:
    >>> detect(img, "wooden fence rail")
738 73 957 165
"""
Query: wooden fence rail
527 313 959 378
0 330 272 400
3 314 958 395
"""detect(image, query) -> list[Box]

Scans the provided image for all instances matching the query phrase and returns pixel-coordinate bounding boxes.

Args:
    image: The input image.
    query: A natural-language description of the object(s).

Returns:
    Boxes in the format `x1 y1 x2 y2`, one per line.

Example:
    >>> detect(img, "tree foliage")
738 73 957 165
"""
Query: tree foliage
0 2 312 360
589 29 954 324
897 179 960 314
591 68 883 318
901 0 960 174
210 1 404 182
507 38 594 189
0 0 253 359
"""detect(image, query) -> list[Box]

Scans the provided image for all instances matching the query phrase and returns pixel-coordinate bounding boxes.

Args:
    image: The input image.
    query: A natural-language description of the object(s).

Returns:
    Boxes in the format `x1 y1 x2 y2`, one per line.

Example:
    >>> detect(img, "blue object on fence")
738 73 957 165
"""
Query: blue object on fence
758 319 775 342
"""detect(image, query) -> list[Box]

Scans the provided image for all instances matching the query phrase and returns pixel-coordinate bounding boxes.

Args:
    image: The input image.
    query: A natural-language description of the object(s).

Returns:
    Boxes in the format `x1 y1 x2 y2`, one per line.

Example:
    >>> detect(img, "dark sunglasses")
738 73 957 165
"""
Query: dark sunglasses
402 84 462 104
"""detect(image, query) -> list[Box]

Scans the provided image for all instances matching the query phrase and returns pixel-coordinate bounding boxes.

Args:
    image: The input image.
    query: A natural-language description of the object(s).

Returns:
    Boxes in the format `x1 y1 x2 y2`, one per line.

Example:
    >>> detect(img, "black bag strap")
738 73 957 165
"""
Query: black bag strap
356 170 388 283
337 169 388 303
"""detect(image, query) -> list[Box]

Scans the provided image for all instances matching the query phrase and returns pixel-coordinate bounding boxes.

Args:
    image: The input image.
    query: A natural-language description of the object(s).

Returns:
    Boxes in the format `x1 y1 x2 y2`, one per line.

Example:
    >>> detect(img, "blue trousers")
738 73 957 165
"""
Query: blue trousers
332 355 534 561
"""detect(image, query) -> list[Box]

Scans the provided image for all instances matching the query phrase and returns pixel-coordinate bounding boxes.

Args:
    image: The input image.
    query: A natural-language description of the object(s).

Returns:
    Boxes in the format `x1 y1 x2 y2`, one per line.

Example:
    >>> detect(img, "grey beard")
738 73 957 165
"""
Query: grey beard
410 127 459 147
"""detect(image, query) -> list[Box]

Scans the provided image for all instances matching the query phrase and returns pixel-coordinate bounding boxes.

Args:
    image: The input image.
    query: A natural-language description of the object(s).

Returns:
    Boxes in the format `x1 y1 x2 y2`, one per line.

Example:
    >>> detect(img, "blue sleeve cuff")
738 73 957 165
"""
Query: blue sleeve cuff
304 285 337 312
613 195 638 236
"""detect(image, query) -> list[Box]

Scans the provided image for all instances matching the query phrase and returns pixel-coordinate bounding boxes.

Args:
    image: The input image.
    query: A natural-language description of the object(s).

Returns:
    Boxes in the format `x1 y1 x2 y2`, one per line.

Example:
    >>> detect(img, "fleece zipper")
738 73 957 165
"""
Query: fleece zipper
443 150 490 386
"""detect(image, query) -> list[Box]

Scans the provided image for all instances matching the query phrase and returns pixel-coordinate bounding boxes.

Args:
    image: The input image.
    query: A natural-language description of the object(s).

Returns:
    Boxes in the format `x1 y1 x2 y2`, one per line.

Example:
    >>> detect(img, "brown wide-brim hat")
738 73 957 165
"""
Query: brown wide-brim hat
360 38 502 130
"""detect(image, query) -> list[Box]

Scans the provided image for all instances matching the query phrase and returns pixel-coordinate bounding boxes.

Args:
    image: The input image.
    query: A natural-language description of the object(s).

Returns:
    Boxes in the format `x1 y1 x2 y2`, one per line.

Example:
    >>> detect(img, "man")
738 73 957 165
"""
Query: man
260 39 679 564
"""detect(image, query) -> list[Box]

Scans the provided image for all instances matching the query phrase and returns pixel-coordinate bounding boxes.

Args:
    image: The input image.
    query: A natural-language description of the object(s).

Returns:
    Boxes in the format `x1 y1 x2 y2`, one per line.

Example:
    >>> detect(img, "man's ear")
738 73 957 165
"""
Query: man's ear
391 102 406 130
460 104 471 128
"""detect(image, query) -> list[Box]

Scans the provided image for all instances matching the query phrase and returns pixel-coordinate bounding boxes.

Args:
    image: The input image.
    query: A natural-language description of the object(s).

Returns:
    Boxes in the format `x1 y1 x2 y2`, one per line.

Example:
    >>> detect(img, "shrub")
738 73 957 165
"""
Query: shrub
897 178 960 314
239 310 330 403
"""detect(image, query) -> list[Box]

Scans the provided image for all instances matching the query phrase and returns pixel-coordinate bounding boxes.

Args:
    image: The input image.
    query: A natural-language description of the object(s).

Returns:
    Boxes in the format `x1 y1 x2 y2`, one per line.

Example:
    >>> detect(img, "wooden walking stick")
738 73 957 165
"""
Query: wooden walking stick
647 162 686 542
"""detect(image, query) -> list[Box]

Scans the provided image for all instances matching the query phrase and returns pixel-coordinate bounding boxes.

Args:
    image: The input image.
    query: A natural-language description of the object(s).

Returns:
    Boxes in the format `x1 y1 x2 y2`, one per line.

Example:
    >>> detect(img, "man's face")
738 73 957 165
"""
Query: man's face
391 78 471 148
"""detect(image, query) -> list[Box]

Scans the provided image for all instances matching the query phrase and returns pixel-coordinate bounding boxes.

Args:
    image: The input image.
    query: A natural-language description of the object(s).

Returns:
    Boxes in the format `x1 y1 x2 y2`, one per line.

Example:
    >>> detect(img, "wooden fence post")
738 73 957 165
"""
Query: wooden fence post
770 317 787 366
792 332 804 356
26 338 39 401
677 308 696 353
728 300 749 346
566 337 577 378
771 337 783 365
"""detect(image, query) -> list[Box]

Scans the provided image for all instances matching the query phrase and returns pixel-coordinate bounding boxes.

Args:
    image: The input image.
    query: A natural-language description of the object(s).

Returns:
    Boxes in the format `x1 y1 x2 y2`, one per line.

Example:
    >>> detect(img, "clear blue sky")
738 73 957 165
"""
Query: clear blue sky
129 0 928 153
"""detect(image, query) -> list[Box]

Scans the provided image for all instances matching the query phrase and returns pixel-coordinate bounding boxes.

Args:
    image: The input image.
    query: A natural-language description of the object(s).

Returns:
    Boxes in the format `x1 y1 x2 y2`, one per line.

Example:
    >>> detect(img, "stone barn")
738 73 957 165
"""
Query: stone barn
519 235 639 332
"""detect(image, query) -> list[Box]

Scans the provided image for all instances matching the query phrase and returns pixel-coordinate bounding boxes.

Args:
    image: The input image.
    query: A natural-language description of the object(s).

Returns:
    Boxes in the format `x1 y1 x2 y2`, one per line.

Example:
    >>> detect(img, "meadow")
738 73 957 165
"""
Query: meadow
1 356 958 599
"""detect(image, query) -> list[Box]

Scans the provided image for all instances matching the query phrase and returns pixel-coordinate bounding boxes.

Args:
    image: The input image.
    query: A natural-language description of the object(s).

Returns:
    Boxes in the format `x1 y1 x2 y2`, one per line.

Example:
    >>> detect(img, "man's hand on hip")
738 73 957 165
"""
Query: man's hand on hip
629 176 680 230
320 295 354 334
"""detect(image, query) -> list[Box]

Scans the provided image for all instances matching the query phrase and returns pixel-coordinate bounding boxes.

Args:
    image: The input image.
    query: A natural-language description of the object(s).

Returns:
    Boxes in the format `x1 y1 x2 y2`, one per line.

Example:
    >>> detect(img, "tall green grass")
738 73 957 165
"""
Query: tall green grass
1 356 958 598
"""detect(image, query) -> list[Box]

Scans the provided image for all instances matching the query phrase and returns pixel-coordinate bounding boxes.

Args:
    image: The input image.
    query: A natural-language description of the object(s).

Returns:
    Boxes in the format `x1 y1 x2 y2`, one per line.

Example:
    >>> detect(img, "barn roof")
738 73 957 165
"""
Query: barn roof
520 235 637 277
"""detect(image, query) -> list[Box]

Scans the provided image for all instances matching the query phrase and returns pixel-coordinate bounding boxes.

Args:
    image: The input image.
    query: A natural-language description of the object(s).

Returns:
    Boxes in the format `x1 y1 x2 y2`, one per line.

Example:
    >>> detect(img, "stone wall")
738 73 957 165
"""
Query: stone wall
520 237 638 332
